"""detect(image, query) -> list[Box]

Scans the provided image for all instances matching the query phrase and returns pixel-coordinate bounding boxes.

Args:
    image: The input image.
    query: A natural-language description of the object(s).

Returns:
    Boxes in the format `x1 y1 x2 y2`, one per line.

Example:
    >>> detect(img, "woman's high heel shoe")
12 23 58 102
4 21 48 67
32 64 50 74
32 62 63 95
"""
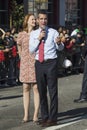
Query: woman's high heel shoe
22 120 29 123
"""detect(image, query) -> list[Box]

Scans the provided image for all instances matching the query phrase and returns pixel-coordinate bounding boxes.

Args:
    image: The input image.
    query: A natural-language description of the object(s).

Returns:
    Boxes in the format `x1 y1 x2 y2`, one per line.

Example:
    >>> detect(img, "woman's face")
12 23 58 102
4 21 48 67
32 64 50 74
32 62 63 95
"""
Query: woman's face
28 15 36 27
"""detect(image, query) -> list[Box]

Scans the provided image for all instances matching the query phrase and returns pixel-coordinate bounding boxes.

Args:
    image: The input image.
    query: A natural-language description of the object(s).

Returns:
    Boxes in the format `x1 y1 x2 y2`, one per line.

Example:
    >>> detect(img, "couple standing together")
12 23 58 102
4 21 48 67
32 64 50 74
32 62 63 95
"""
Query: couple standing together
17 10 64 127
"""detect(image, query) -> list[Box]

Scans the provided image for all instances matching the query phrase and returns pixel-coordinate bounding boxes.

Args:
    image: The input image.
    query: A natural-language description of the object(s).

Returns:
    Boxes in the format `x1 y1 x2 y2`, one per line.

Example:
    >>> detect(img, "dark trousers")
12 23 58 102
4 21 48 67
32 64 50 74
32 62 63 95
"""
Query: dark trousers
35 59 58 121
7 57 16 85
80 55 87 98
0 61 6 84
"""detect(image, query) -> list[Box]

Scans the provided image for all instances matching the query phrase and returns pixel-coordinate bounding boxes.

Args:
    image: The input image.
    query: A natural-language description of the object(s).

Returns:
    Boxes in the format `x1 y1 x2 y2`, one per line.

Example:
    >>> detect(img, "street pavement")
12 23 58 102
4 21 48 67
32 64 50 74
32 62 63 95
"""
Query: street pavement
0 73 87 130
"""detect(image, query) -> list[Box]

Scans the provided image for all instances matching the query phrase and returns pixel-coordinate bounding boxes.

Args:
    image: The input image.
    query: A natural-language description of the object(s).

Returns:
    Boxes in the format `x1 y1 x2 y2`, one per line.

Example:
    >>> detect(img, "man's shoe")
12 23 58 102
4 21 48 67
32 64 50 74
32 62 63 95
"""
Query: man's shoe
74 98 87 103
37 119 48 125
41 120 57 127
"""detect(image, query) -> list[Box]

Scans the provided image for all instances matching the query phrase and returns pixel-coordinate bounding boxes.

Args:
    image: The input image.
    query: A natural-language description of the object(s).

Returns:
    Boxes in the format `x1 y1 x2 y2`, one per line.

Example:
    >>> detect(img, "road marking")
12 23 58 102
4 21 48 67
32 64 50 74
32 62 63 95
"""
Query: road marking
43 120 81 130
43 116 83 130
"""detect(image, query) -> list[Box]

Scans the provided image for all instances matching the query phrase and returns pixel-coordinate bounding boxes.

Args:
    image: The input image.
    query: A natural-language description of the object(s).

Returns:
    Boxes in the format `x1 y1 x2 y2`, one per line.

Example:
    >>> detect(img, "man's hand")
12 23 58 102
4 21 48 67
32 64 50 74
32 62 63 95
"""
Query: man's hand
55 37 61 44
38 30 46 41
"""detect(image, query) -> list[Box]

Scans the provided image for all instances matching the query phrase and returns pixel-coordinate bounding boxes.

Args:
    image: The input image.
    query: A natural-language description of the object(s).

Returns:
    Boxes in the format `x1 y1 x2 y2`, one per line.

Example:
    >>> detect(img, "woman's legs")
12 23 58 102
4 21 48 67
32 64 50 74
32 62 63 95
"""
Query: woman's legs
23 83 31 121
33 84 40 121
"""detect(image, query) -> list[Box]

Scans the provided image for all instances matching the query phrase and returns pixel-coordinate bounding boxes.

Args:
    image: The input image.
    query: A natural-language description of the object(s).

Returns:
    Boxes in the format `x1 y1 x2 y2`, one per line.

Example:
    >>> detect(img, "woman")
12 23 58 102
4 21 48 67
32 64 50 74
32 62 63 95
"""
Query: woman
17 14 40 123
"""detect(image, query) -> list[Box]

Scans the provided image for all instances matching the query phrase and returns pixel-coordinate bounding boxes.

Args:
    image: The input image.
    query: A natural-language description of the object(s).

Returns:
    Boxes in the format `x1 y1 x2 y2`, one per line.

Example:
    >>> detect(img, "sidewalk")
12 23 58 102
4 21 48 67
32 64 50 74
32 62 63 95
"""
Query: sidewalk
0 74 87 130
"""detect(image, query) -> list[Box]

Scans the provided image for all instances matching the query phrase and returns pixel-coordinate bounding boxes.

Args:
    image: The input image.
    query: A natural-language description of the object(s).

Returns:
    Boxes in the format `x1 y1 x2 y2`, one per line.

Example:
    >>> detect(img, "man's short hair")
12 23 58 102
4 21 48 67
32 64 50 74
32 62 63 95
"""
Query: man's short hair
37 9 48 16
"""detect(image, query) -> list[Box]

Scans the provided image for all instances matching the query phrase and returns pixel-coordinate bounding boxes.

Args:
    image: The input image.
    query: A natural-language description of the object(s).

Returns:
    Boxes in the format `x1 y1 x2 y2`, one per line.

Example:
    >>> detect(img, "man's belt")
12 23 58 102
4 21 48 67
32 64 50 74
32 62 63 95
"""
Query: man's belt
36 58 57 63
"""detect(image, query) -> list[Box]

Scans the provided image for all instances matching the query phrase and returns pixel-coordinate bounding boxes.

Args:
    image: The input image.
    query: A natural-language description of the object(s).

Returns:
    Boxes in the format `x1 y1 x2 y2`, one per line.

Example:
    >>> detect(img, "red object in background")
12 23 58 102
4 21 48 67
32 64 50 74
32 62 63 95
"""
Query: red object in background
0 50 5 62
12 46 17 57
65 41 75 49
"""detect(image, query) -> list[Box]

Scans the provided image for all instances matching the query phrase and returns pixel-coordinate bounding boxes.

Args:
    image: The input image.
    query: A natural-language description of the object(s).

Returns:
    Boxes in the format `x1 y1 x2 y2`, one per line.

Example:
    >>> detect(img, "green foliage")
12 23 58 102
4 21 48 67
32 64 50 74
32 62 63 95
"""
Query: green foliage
9 0 24 29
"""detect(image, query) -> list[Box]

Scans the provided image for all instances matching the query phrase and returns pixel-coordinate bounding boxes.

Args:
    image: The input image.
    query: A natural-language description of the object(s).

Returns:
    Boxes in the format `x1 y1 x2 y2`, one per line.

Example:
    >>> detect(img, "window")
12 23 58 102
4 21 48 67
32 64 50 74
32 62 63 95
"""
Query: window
0 0 7 10
65 0 80 26
0 0 9 28
28 0 48 14
0 12 8 25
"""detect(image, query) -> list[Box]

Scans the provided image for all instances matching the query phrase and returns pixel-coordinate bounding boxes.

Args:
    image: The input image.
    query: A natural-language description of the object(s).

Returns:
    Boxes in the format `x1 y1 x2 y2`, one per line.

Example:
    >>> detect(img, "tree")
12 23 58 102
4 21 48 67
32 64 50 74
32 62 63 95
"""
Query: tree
9 0 24 29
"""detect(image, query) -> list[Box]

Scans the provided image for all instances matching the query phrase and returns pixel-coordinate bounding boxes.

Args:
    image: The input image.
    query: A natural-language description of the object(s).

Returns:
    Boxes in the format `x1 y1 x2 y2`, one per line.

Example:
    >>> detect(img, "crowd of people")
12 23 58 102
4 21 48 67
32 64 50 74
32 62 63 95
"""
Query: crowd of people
57 25 86 75
0 27 21 87
0 9 87 127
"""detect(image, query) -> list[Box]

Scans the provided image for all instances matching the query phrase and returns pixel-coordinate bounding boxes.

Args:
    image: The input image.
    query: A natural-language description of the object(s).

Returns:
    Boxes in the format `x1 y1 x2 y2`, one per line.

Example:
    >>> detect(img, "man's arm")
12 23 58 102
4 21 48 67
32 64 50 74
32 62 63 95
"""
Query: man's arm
29 31 40 54
0 28 5 39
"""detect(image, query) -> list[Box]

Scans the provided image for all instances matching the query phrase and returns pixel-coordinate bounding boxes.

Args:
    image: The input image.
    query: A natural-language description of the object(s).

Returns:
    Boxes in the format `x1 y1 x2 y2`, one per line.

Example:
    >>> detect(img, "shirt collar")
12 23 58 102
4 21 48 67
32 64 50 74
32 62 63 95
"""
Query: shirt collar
39 26 48 31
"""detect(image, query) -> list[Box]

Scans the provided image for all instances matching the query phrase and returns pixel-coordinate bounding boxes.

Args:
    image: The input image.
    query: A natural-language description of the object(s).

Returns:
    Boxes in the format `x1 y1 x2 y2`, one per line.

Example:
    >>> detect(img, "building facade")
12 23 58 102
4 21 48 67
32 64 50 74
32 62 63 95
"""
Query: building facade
0 0 87 29
0 0 9 28
24 0 87 28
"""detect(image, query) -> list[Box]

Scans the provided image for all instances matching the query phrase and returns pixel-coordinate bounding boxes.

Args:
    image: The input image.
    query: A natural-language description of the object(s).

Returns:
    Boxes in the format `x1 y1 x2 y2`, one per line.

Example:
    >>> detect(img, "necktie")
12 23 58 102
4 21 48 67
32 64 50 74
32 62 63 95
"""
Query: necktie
39 40 44 63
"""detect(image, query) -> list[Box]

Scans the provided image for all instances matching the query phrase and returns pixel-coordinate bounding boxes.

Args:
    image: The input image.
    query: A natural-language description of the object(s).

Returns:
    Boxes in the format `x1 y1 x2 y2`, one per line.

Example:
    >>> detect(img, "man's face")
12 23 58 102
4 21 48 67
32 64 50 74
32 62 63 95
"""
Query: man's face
37 13 48 29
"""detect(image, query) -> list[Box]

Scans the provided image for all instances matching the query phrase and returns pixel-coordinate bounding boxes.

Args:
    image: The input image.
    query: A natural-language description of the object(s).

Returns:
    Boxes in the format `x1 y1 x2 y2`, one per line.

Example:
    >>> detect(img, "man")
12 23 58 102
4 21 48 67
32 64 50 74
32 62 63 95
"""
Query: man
29 10 64 127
